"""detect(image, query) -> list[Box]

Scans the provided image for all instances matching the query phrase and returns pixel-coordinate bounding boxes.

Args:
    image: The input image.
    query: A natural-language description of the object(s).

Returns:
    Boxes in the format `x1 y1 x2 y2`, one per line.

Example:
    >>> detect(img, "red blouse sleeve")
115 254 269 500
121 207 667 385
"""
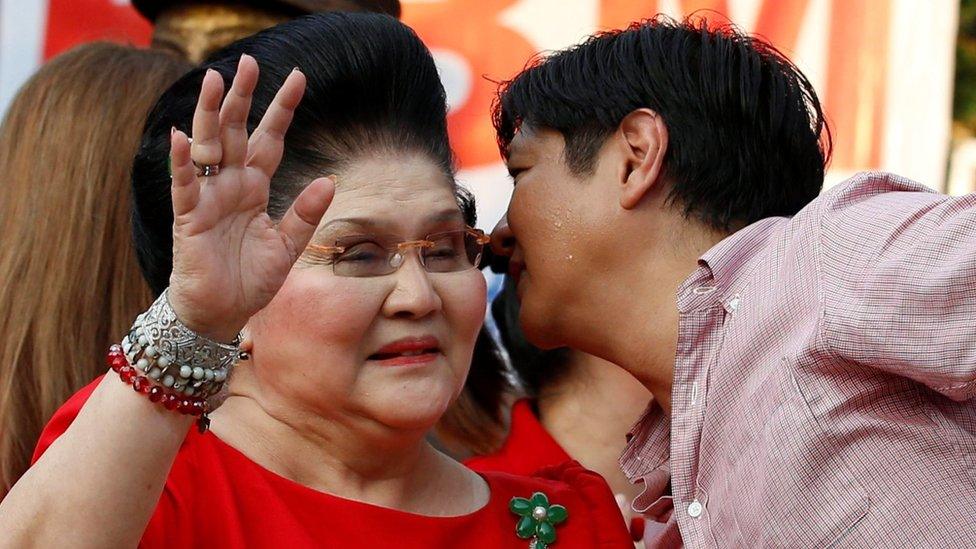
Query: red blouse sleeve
533 461 634 548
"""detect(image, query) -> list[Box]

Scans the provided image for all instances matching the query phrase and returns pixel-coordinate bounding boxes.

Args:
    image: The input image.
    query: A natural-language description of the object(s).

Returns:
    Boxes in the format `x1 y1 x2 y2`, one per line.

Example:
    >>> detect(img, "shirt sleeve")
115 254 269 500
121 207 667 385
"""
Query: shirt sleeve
817 172 976 401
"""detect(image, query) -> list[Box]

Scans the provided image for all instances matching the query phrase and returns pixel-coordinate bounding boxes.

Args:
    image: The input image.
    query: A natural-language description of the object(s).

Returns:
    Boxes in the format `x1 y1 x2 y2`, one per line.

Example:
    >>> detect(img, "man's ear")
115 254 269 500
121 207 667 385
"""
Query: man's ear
616 109 668 210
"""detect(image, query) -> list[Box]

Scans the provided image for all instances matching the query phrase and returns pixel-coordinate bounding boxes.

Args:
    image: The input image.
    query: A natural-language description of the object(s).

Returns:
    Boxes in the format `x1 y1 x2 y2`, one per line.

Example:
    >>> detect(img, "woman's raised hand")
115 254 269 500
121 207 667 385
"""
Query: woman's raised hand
167 54 335 342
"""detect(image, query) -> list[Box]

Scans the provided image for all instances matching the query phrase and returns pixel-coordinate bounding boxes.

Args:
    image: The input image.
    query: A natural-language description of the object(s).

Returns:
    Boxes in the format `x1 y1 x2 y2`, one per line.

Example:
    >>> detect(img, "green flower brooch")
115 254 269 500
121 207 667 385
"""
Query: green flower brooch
509 492 568 548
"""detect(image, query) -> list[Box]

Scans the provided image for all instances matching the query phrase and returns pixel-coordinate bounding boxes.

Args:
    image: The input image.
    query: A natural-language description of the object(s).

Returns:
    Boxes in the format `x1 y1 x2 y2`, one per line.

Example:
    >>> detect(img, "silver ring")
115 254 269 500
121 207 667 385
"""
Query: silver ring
186 138 219 177
195 163 220 177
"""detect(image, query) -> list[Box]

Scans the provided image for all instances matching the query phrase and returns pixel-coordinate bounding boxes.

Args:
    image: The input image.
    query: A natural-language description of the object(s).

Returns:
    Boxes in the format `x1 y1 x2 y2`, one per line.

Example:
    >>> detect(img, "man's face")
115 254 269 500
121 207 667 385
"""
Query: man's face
493 126 618 348
152 4 290 63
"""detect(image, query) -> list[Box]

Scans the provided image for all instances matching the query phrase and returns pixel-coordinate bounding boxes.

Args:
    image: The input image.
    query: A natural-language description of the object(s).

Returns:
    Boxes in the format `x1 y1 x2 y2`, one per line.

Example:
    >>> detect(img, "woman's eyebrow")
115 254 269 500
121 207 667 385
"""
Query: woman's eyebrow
317 217 377 234
316 209 465 237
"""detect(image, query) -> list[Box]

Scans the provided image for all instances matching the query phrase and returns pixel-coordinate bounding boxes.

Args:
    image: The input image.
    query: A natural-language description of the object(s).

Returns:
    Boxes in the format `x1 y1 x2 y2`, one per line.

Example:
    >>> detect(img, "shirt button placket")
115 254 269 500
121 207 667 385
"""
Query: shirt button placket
687 499 703 518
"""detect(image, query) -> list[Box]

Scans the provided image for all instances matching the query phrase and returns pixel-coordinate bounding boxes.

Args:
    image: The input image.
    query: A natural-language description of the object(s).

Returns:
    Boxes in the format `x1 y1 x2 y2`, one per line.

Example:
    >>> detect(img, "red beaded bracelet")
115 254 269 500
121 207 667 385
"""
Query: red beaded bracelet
107 344 211 432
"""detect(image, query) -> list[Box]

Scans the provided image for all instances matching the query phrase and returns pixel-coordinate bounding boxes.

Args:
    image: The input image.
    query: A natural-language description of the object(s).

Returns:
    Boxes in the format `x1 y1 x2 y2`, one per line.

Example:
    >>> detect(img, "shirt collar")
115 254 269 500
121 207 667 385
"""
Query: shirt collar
675 216 787 311
620 219 787 485
619 401 670 482
699 216 787 287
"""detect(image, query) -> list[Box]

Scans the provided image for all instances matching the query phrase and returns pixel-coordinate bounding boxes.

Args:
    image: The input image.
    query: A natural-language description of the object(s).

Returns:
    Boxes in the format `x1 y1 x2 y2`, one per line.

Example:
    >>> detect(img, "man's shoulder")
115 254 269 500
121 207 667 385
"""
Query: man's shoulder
796 171 941 224
822 171 936 199
774 171 947 253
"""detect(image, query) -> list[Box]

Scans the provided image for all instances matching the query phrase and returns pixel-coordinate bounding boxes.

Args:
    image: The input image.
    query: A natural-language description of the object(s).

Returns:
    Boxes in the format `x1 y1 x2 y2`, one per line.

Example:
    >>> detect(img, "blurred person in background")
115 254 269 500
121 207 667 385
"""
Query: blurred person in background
466 273 652 544
0 43 192 499
133 0 401 63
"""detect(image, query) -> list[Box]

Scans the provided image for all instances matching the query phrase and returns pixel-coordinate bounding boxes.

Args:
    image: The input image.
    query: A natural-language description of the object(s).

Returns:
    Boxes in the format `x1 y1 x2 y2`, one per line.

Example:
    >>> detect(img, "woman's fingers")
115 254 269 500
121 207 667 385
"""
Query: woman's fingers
218 55 259 168
190 69 225 168
170 129 200 218
277 176 336 260
246 68 306 180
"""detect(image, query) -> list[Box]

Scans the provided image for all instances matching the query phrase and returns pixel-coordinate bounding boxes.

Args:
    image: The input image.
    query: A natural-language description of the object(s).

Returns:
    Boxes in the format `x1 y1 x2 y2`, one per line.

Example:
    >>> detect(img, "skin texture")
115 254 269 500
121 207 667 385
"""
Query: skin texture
214 154 490 495
498 127 618 350
0 55 489 546
492 114 730 414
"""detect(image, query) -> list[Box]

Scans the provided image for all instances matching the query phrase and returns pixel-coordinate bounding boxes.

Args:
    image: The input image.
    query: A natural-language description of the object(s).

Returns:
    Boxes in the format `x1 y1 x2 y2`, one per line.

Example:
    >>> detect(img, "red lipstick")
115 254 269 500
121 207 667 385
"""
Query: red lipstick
368 336 441 366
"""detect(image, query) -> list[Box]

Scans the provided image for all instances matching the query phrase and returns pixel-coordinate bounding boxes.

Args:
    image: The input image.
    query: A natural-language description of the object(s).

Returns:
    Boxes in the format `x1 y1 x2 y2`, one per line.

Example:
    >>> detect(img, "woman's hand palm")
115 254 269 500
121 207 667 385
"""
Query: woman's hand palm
167 56 334 341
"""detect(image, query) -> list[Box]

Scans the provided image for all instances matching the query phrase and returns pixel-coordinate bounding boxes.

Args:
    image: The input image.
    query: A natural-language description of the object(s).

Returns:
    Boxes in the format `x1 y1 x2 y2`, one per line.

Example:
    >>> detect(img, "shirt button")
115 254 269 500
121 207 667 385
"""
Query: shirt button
687 499 703 518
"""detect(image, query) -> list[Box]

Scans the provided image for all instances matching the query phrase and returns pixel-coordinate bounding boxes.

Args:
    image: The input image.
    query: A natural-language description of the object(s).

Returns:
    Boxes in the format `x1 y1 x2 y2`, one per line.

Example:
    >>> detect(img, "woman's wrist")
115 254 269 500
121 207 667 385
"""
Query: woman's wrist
165 286 246 344
110 288 245 430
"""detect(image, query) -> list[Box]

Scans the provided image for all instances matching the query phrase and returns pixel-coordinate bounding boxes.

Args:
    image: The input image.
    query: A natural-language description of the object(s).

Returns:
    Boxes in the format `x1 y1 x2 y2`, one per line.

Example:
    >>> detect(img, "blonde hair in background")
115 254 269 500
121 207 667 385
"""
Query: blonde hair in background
0 43 191 498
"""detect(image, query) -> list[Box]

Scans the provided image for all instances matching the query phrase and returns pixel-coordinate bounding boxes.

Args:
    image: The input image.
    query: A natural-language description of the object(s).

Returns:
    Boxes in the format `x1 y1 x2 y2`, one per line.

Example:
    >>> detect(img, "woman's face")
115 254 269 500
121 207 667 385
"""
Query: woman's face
245 153 487 432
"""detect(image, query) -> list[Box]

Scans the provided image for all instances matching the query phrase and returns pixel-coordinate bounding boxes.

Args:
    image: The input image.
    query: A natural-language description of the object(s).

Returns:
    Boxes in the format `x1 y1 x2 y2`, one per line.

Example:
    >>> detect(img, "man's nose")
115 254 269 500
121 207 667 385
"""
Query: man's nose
490 214 516 258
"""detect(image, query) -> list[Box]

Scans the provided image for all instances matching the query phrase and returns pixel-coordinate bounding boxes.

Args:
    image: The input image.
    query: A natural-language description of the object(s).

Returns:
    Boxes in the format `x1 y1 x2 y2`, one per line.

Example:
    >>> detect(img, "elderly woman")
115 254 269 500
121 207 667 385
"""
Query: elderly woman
0 13 630 549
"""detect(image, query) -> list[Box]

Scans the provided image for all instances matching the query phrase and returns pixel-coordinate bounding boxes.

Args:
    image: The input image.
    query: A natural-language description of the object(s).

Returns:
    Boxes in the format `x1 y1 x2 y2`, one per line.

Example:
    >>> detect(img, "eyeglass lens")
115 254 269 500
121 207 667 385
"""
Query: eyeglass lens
332 230 485 277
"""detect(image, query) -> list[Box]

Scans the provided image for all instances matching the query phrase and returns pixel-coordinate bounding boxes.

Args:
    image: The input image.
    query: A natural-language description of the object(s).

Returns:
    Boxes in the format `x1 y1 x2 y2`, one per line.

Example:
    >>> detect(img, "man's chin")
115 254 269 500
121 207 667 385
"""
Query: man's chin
518 302 564 350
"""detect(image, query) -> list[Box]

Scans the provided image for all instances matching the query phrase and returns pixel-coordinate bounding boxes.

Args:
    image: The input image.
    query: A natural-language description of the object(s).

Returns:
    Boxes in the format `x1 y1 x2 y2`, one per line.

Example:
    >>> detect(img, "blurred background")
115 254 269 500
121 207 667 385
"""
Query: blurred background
0 0 965 230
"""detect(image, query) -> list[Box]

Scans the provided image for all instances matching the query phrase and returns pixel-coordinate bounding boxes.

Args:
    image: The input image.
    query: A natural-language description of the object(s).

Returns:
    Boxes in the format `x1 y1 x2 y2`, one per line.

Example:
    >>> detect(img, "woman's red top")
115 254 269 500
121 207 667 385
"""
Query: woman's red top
33 378 631 548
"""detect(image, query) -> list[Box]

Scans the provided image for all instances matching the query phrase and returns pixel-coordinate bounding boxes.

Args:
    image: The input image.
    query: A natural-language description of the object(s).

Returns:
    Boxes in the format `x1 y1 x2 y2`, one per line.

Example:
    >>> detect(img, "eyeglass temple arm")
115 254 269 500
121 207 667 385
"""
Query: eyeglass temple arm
465 227 491 245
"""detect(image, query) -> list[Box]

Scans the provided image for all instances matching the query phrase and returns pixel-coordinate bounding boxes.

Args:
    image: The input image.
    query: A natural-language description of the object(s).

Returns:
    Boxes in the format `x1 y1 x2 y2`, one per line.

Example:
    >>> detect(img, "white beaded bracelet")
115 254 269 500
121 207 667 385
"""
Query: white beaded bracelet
122 288 241 408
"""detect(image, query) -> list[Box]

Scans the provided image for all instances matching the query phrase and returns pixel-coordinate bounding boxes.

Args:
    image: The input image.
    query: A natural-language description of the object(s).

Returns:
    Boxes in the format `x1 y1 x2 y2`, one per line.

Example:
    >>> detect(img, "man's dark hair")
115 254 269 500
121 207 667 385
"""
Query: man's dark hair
132 12 465 295
493 16 831 230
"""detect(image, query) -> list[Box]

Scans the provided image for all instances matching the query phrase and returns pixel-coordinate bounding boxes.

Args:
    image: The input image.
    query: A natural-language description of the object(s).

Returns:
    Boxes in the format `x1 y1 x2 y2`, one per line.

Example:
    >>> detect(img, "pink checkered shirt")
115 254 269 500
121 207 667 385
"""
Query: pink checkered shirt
620 172 976 547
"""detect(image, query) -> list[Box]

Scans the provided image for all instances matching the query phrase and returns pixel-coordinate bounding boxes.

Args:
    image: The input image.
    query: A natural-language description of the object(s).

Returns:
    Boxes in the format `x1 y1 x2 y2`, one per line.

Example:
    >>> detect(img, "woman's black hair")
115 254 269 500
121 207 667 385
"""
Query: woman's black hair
132 11 468 295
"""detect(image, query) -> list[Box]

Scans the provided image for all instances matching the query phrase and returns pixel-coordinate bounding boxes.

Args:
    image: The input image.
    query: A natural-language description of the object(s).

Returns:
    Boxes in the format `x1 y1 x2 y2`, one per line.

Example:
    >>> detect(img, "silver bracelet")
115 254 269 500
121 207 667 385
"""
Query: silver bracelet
121 288 241 407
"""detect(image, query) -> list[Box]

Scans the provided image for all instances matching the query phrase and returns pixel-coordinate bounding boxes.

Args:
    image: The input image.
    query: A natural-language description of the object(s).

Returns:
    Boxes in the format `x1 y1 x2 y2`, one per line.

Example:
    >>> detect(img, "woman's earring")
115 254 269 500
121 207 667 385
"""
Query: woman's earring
237 351 251 361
